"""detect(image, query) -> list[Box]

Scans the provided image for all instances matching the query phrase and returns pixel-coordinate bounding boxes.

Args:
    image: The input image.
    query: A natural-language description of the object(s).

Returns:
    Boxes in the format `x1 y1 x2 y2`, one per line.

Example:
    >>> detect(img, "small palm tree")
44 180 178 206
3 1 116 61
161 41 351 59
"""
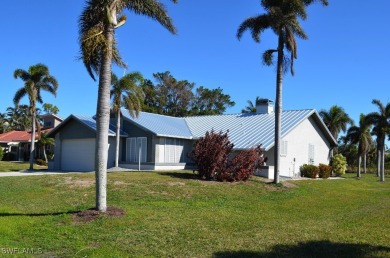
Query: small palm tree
319 105 354 141
346 114 373 177
37 132 54 164
366 99 390 182
241 97 262 113
79 0 177 212
111 72 145 167
237 0 328 183
13 64 58 170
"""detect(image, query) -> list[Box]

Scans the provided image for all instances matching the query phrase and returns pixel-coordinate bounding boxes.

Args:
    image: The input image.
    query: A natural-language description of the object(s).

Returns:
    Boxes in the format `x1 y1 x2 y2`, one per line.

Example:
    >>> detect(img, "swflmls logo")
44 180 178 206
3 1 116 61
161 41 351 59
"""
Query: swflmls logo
1 248 43 255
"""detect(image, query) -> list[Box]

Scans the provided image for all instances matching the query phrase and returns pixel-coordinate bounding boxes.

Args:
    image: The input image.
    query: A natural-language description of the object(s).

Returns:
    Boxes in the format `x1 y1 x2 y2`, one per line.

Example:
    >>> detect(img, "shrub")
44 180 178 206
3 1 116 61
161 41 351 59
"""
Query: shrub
300 164 319 179
219 146 264 182
0 147 3 161
332 154 347 176
36 159 47 166
189 130 264 182
189 130 233 180
318 163 332 179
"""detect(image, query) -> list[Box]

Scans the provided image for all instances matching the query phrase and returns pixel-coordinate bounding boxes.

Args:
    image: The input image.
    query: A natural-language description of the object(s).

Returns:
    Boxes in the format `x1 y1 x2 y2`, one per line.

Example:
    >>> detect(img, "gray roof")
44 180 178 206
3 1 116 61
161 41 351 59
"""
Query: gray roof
184 109 335 150
47 114 128 138
121 109 193 139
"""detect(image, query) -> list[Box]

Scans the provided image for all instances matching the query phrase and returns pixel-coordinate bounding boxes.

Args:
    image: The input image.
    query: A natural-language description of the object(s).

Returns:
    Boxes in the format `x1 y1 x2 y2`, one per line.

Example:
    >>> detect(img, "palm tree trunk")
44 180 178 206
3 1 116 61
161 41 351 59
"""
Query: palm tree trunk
115 108 120 167
377 148 380 177
29 110 36 170
43 144 48 164
363 153 367 174
357 155 361 178
273 34 284 184
380 146 385 182
95 23 114 212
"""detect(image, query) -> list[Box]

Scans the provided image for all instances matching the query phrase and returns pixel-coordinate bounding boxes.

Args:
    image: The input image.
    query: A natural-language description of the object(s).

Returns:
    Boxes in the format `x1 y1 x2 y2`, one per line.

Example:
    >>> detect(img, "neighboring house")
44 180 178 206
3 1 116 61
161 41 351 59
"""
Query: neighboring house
47 101 337 179
0 114 63 161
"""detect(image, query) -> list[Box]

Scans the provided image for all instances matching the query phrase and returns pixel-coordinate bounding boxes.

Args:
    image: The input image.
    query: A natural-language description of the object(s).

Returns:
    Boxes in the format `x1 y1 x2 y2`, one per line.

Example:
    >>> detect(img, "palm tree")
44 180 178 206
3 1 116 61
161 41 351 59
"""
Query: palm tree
237 0 328 183
111 72 144 167
37 132 54 164
13 64 58 170
79 0 177 212
319 105 353 141
346 114 373 177
241 97 262 113
366 99 390 182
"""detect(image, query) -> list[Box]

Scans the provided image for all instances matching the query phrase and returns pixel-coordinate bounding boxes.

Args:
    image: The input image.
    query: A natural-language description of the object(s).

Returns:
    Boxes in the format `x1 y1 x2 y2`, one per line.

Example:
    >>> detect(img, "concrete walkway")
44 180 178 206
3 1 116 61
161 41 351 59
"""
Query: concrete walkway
0 167 137 177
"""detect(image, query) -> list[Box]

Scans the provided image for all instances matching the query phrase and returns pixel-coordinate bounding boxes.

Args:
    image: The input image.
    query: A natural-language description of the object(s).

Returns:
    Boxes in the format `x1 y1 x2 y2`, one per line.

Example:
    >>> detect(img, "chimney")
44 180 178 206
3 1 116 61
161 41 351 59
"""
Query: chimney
256 99 274 114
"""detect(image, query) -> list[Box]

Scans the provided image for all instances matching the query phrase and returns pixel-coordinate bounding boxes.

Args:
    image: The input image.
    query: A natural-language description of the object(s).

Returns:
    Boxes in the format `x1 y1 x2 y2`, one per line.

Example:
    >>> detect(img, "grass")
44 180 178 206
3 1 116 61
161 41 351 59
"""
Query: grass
0 171 389 257
0 161 47 172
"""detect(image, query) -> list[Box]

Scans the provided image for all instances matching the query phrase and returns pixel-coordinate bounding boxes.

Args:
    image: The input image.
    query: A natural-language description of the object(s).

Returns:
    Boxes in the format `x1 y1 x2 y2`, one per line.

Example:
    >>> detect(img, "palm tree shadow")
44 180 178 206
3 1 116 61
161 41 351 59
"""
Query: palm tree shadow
0 210 82 217
213 240 390 258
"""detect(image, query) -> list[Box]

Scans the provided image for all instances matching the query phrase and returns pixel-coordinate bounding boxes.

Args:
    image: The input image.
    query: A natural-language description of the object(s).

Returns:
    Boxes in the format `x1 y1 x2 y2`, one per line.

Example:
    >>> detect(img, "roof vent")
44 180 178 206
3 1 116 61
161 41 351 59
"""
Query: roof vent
256 99 274 114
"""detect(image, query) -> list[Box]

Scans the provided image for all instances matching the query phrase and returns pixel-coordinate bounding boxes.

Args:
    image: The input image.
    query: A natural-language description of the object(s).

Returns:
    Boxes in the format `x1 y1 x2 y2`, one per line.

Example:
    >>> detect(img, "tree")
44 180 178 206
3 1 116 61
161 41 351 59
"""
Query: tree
154 71 194 117
43 103 59 114
111 72 144 167
241 97 270 114
0 113 9 133
366 99 390 182
13 64 58 170
6 105 32 131
37 132 54 164
191 86 235 116
346 114 373 177
237 0 328 183
79 0 177 212
319 105 353 141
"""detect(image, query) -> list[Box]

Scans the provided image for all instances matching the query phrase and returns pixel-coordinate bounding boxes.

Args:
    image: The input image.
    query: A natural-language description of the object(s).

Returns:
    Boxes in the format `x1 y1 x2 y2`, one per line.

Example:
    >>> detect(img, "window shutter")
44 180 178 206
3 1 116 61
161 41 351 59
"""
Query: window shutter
308 144 315 164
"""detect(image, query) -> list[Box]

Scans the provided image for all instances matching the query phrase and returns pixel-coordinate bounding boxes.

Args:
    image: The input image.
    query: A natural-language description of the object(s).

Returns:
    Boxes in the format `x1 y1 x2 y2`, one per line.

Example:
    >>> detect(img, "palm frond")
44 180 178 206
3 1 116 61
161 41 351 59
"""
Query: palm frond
13 88 27 105
237 14 271 42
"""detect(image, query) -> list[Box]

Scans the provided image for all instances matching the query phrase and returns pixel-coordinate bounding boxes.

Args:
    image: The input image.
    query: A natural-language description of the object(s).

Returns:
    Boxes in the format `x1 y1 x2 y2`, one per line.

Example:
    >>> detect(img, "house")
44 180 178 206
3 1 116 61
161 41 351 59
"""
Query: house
47 101 337 179
0 114 63 161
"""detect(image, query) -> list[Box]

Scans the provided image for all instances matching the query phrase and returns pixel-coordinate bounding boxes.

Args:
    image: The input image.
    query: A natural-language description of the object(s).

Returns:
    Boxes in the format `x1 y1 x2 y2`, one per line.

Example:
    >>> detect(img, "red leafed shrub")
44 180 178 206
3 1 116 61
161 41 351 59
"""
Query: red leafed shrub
219 146 264 182
189 130 264 182
189 130 233 180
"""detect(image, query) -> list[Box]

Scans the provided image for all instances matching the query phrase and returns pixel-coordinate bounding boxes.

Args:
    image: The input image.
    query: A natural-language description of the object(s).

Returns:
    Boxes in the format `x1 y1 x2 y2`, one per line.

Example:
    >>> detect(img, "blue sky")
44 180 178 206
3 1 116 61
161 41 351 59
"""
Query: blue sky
1 0 390 129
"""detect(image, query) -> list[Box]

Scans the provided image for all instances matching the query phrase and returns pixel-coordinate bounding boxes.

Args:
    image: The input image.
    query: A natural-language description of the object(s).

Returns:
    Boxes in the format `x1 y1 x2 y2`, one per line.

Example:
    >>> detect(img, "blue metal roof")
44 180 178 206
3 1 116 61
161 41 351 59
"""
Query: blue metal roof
184 109 334 151
121 110 193 139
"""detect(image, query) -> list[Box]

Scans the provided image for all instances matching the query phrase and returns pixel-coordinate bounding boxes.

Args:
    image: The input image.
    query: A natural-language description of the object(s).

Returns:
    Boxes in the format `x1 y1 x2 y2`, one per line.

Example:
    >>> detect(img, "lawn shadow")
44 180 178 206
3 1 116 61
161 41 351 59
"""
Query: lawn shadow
0 210 81 217
158 171 199 180
213 240 390 258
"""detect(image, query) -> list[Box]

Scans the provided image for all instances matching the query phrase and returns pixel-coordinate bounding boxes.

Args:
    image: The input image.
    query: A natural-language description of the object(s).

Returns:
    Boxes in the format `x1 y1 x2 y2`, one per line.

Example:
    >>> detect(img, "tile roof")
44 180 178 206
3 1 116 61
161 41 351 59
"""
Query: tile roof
0 131 32 143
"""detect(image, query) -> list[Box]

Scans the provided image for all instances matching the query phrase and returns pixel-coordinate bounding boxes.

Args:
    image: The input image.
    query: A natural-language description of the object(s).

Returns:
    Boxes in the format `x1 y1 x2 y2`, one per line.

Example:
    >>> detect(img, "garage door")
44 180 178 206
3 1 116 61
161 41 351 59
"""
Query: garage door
61 139 95 171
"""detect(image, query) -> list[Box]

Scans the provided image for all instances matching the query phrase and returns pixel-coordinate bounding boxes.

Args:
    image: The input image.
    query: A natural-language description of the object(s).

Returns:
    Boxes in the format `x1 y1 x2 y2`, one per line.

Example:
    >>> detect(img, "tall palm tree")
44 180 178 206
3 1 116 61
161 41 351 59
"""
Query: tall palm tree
111 72 144 167
13 64 58 170
79 0 177 212
366 99 390 182
237 0 328 183
319 105 353 141
346 114 373 177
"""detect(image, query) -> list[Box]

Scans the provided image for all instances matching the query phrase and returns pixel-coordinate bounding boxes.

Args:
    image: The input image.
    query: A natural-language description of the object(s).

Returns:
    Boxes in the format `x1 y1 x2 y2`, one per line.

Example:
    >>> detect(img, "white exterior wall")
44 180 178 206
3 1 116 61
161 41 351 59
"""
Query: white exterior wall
264 117 331 178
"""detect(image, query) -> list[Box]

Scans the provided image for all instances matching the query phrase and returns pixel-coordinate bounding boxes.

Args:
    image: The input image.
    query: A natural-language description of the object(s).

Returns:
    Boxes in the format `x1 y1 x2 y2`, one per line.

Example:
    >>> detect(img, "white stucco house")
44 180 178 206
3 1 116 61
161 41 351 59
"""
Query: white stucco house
47 101 337 179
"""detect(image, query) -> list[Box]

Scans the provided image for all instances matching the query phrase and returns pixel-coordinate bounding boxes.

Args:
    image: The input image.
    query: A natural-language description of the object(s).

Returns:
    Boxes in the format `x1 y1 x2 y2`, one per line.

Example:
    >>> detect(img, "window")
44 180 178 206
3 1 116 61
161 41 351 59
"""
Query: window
126 137 147 163
164 138 184 163
280 140 288 156
308 144 315 164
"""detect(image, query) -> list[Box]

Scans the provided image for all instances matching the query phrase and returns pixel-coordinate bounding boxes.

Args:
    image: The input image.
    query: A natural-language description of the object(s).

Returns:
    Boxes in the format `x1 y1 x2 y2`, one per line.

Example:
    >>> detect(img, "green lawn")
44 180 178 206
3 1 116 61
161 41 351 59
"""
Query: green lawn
0 171 389 257
0 161 47 172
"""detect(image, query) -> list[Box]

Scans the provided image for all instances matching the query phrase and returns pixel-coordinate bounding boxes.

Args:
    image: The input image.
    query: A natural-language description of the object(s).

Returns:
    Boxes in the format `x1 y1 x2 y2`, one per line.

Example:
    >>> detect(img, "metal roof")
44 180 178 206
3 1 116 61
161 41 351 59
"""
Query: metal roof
47 115 128 137
121 110 193 139
184 109 337 151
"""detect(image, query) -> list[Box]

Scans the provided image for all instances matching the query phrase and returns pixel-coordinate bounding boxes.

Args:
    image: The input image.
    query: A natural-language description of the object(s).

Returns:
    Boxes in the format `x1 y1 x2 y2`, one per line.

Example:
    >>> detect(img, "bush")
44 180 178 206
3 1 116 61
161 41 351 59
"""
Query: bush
318 163 332 179
300 164 319 179
0 147 3 161
219 146 264 182
332 154 347 176
189 130 264 182
36 159 47 166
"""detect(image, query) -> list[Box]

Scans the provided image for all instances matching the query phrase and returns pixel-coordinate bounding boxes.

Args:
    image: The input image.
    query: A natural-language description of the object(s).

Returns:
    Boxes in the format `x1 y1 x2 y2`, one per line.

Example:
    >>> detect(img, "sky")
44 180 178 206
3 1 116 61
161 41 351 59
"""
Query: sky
1 0 390 130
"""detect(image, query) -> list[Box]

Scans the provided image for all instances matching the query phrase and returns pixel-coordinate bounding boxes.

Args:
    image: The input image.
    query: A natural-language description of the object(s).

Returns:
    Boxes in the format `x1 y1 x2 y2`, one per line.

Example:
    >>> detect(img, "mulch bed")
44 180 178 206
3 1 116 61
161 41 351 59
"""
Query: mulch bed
72 206 125 224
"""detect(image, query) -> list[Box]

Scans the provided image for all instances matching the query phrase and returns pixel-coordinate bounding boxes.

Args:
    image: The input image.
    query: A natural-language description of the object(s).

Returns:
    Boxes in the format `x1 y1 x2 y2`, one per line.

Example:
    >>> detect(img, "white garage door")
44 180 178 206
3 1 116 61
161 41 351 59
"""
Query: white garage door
61 139 95 171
